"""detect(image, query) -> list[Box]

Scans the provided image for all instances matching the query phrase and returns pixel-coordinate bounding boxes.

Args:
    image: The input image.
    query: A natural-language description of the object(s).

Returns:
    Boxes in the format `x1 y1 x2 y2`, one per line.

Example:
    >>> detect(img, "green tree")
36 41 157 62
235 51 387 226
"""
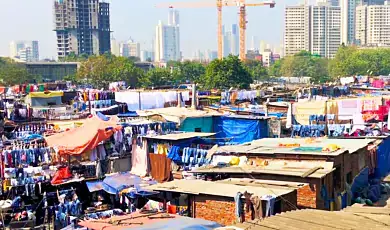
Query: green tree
128 56 140 63
59 52 89 62
200 55 253 89
0 58 39 86
75 55 144 88
279 51 330 83
244 60 269 81
269 59 283 77
141 68 173 88
329 46 390 78
171 61 206 84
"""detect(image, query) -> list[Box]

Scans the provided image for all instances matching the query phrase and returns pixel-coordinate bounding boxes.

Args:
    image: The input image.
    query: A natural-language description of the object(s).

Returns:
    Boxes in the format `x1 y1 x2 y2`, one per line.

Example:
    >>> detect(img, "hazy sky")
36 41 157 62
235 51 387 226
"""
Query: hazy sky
0 0 301 59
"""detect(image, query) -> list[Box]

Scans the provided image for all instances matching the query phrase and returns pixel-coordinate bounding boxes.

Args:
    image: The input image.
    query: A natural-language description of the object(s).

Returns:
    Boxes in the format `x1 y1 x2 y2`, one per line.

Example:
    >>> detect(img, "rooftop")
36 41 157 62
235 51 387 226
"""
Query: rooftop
214 138 374 157
220 207 390 230
189 161 335 179
145 179 296 198
144 132 215 141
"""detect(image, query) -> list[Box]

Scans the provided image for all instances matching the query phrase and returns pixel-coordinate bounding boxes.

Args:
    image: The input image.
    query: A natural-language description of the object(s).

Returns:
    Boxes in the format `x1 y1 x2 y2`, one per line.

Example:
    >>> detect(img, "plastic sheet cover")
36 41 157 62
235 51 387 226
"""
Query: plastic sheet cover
213 116 268 144
351 167 369 198
127 216 222 230
86 181 103 192
375 137 390 178
102 172 157 194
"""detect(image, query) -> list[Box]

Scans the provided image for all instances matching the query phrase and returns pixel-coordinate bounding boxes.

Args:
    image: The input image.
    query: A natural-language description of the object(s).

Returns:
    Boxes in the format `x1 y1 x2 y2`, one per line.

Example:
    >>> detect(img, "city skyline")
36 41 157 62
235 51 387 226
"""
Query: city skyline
0 0 295 59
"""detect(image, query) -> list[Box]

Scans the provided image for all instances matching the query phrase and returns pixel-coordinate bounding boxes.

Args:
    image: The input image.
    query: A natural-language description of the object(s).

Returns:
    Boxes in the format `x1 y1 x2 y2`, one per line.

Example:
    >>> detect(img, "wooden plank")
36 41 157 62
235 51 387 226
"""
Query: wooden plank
301 166 324 178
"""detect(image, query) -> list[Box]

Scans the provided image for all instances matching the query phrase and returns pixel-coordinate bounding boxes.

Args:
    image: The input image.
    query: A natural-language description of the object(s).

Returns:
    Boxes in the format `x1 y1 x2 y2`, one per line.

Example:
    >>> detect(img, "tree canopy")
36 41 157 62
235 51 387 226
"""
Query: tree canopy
0 58 40 86
200 55 253 89
329 46 390 78
74 55 144 89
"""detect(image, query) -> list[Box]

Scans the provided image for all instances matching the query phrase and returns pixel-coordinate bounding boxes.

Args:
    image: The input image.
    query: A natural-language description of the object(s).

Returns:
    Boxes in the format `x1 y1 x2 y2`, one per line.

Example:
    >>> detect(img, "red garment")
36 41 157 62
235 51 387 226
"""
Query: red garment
51 167 73 185
372 80 384 88
362 105 389 121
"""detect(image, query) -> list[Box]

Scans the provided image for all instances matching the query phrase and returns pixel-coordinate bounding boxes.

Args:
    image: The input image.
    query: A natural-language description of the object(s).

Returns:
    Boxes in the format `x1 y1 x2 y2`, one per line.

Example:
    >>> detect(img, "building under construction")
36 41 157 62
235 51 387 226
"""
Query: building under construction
53 0 111 58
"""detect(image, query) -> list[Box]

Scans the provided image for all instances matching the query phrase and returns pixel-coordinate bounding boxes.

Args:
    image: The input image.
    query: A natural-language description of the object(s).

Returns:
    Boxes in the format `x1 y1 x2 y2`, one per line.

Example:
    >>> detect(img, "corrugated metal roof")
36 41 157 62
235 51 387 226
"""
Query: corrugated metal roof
145 179 295 198
218 208 390 230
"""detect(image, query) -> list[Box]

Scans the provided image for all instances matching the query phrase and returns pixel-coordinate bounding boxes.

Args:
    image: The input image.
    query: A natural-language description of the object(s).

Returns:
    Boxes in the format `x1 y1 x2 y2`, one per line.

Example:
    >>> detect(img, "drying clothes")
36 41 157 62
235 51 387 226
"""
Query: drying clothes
362 98 380 112
51 167 72 185
97 145 107 160
243 192 252 213
90 148 98 161
130 139 148 177
234 192 243 222
261 195 275 217
251 196 263 219
338 100 361 120
167 146 182 164
149 153 172 183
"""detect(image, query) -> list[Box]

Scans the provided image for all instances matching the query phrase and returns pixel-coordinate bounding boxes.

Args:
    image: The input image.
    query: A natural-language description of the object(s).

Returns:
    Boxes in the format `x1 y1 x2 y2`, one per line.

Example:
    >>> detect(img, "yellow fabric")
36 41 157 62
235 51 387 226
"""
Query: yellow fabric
230 156 240 165
322 144 341 152
29 91 64 98
293 100 338 125
157 144 168 155
293 101 326 125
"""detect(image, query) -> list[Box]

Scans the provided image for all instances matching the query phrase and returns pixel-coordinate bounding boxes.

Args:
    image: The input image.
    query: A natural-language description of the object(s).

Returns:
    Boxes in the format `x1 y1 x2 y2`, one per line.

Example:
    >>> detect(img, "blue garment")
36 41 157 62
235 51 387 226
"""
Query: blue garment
234 192 242 220
262 195 276 217
11 196 22 208
167 146 182 164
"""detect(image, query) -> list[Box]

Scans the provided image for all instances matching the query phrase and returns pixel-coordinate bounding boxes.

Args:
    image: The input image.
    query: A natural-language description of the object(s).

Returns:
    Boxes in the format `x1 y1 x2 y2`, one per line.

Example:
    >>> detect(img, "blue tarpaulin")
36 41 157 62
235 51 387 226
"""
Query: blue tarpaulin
351 167 369 199
96 112 110 121
375 137 390 178
212 116 268 144
86 181 103 192
125 216 222 230
102 172 157 194
118 111 139 117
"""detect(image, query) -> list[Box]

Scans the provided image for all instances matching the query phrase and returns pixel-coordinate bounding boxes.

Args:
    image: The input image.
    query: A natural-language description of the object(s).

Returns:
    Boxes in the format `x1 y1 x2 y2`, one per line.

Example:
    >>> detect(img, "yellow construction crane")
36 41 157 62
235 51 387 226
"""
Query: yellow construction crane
156 0 275 60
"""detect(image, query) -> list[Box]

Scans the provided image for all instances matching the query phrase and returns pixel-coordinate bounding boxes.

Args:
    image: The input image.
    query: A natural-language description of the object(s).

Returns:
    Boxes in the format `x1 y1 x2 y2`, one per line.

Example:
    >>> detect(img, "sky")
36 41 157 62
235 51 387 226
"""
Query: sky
0 0 301 59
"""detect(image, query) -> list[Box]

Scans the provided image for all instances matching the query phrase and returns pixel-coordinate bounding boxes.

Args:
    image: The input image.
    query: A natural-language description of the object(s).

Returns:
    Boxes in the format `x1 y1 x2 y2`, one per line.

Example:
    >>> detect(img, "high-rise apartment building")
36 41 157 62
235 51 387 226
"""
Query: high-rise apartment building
311 5 341 58
284 4 341 58
222 24 239 57
362 0 385 4
140 50 154 62
356 2 390 47
340 0 363 45
9 41 39 62
284 5 311 56
53 0 111 58
110 38 120 56
231 24 239 56
168 10 179 26
120 39 141 58
155 19 181 62
206 50 218 62
223 31 232 57
317 0 339 6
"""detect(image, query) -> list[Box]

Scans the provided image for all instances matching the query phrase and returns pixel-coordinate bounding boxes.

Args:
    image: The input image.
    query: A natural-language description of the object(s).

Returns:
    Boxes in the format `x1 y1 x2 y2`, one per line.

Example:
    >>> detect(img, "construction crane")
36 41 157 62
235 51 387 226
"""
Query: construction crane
156 0 275 60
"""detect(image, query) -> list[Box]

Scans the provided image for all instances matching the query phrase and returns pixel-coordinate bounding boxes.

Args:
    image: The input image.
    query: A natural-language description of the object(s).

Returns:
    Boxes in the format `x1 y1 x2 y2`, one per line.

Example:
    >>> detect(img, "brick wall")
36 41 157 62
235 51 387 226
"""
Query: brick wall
297 184 317 209
193 195 252 226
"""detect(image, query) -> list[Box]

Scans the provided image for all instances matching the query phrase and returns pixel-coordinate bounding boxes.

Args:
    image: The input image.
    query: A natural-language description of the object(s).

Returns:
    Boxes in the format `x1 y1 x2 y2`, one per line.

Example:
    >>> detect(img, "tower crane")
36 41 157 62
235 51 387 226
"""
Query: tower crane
156 0 275 60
